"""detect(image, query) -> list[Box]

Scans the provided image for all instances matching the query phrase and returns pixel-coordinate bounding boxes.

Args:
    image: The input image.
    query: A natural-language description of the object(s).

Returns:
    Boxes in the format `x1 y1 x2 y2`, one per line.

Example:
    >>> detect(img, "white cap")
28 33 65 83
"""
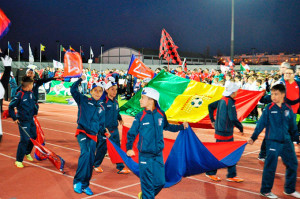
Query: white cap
92 81 106 90
98 81 106 89
143 78 151 83
222 82 239 96
10 71 14 76
142 87 160 101
105 81 117 90
26 68 34 74
107 76 115 83
27 64 37 70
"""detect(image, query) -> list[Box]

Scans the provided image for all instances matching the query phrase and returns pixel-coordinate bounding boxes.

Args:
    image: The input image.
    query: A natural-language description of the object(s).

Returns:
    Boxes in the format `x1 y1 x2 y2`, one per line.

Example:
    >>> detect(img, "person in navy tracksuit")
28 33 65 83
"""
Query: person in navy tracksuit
248 84 300 199
206 82 244 182
94 81 130 174
72 75 106 196
9 76 38 168
126 87 188 199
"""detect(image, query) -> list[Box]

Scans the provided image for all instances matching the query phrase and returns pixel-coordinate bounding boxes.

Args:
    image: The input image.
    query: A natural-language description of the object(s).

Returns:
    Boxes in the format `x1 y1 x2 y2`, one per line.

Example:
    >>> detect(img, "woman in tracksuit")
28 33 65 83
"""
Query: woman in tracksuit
126 87 188 199
71 75 106 196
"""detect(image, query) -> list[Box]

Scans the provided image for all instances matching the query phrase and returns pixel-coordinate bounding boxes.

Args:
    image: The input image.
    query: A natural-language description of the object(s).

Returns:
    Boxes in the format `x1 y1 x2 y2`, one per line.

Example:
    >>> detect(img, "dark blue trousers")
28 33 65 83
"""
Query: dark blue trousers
94 128 124 171
17 120 37 162
73 133 96 189
260 140 298 194
206 138 237 178
139 154 165 199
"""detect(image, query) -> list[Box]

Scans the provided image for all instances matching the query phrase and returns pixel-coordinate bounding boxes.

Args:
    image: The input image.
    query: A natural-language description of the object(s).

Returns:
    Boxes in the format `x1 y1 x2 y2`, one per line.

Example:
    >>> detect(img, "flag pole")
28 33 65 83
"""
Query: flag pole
40 43 42 63
7 41 9 57
59 45 62 63
80 45 82 57
89 46 91 60
29 43 30 63
18 42 20 68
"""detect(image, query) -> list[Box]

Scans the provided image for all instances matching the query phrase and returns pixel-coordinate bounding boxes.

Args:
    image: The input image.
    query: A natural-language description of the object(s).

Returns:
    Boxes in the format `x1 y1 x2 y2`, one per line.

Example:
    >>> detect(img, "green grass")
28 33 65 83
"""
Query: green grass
46 94 128 106
46 95 73 104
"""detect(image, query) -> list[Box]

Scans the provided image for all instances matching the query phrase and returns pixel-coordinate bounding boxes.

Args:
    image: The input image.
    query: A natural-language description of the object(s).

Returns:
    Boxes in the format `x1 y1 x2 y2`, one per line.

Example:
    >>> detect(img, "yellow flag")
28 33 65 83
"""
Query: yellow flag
41 44 46 51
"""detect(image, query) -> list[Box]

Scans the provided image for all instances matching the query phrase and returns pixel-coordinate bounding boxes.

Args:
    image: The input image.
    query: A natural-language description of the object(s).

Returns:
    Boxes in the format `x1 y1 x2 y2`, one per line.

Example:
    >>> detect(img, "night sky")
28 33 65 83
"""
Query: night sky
1 0 300 61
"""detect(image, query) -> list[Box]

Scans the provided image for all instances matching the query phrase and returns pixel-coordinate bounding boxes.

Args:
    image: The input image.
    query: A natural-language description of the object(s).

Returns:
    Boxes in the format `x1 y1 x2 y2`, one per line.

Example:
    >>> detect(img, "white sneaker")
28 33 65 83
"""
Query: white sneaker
260 192 278 199
284 191 300 198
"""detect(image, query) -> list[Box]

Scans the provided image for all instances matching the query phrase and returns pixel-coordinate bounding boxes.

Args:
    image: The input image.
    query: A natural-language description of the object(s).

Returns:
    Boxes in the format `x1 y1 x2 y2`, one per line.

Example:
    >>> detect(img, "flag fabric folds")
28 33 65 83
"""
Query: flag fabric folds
120 70 264 128
33 117 47 161
29 44 34 63
40 44 46 51
63 50 83 78
128 54 155 79
159 29 182 65
69 46 75 51
61 45 66 52
90 47 94 58
19 44 24 54
8 41 13 51
0 9 11 40
18 120 65 173
107 126 247 187
53 60 64 69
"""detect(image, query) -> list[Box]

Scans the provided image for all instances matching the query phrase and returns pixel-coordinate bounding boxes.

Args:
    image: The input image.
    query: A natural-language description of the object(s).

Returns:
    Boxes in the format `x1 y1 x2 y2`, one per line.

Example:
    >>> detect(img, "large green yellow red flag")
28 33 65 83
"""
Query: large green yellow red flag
120 71 264 127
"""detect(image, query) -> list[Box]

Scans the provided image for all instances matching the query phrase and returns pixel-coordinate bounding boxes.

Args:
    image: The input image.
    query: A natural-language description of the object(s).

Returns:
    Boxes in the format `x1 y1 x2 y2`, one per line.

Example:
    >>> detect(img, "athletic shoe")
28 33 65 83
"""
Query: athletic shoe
94 166 103 173
284 191 300 198
260 192 278 198
15 161 24 168
258 157 265 162
205 174 221 181
82 187 93 195
117 168 131 174
138 192 142 199
73 182 82 194
226 177 244 182
25 154 34 162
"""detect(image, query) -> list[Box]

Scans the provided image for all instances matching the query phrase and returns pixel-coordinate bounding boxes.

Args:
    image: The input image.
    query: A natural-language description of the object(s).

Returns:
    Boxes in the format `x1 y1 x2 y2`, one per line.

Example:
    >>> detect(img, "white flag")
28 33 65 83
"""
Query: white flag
53 60 64 69
29 44 34 63
90 47 94 58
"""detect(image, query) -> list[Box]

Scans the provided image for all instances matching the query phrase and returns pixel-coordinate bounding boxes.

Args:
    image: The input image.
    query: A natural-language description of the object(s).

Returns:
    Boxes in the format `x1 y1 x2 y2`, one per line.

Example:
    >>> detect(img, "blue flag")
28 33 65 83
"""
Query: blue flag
19 45 24 54
8 42 13 51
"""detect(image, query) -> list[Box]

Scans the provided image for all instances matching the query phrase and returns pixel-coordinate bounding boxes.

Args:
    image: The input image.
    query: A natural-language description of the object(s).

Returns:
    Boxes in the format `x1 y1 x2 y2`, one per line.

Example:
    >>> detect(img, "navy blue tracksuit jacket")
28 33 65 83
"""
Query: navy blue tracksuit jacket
9 89 38 162
209 97 243 140
251 102 299 194
71 78 106 189
127 108 184 199
94 96 125 171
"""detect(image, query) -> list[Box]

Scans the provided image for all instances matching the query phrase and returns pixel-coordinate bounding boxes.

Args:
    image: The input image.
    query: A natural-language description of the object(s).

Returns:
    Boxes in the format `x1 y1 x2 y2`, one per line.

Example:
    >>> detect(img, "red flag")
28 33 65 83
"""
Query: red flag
64 50 83 78
0 9 11 39
128 55 155 79
159 29 182 65
33 117 47 160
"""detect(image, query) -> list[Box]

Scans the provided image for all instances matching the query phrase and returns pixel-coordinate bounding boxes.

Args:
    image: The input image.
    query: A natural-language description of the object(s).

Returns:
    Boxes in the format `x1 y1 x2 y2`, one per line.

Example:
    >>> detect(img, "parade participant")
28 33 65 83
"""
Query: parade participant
248 84 300 199
71 75 106 196
9 76 38 168
126 87 188 199
206 82 244 182
94 81 130 174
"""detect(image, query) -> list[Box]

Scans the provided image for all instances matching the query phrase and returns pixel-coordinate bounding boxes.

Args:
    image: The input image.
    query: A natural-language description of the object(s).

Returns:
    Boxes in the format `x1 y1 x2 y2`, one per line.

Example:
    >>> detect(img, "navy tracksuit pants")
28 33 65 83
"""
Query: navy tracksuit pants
17 120 37 162
94 128 125 171
73 133 96 189
260 140 298 194
206 138 237 178
139 153 165 199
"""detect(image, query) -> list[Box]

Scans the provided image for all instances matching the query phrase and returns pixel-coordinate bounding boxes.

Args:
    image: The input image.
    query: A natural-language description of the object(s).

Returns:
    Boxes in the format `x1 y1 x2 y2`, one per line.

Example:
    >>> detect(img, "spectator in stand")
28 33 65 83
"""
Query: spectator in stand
54 68 64 81
81 72 88 95
234 76 242 88
190 68 201 82
176 66 185 78
9 72 18 99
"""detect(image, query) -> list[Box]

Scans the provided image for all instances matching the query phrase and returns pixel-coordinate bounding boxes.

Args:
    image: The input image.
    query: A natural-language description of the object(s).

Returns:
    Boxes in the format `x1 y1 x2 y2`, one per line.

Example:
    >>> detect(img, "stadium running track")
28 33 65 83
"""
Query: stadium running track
1 102 299 199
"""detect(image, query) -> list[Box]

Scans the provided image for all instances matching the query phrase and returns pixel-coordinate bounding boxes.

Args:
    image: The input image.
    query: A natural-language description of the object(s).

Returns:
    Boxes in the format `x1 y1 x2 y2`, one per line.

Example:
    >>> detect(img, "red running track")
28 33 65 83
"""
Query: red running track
0 102 299 199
